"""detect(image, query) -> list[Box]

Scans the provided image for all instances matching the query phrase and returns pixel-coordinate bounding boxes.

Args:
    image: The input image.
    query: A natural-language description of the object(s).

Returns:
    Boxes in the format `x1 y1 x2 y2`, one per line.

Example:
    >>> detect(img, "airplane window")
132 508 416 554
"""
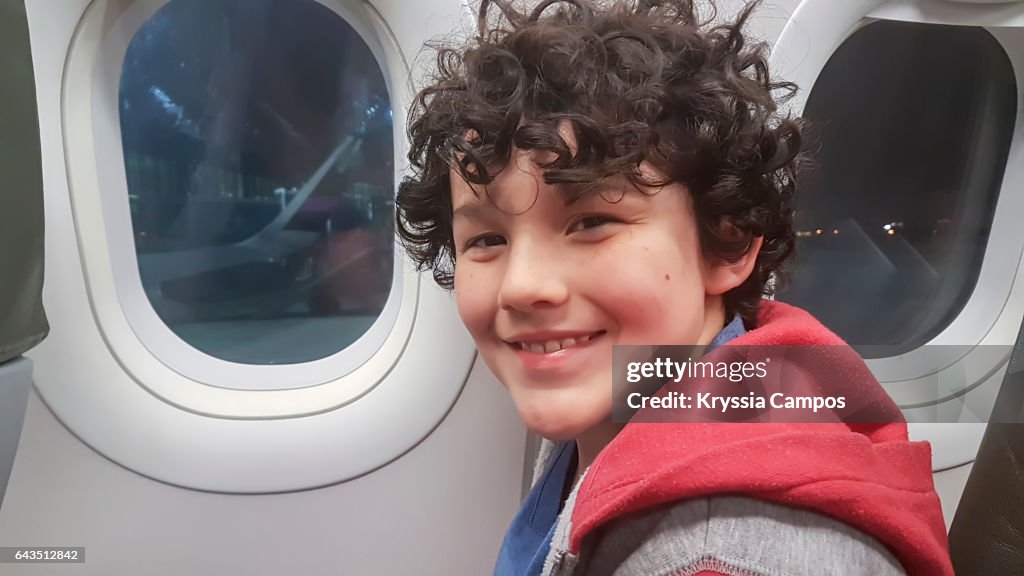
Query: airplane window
779 21 1016 357
118 0 394 365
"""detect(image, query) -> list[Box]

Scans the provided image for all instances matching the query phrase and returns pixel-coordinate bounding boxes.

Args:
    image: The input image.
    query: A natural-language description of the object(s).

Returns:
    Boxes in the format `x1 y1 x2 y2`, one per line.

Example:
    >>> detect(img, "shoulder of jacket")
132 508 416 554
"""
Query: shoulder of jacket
571 496 907 576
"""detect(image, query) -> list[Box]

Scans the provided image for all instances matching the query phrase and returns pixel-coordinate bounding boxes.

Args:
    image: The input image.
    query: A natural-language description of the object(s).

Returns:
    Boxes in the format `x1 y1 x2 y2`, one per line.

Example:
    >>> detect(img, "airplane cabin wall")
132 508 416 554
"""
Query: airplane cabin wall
0 0 525 574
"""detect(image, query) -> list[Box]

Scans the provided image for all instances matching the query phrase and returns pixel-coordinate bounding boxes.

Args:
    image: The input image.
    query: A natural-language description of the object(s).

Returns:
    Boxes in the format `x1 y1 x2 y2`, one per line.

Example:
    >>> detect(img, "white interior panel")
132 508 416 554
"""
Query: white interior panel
25 0 493 492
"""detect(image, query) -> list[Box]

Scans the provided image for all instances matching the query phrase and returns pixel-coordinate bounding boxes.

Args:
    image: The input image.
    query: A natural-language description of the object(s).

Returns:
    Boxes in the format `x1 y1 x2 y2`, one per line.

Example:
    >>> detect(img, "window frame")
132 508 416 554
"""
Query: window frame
773 0 1024 469
102 0 404 391
785 18 1014 358
43 0 479 492
62 0 473 416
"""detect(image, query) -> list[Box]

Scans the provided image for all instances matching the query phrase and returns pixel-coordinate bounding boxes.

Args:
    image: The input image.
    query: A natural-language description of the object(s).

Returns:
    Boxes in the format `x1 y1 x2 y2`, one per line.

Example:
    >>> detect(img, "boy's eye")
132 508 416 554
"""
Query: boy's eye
467 234 506 250
569 215 617 233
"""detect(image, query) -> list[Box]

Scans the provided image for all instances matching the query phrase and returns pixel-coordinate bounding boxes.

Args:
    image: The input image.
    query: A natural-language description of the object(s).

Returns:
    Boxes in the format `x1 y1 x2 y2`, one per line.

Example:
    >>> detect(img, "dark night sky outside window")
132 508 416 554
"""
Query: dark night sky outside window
779 21 1016 357
119 0 395 364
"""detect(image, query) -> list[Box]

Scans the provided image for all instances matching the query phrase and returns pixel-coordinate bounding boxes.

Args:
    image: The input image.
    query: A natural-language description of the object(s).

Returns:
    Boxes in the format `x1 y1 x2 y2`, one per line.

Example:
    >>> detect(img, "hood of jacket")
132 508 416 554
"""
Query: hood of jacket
568 301 953 576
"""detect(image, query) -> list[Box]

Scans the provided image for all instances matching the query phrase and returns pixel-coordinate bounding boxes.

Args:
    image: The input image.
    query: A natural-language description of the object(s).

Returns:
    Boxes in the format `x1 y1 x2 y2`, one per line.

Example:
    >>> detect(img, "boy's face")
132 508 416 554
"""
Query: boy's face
450 141 754 441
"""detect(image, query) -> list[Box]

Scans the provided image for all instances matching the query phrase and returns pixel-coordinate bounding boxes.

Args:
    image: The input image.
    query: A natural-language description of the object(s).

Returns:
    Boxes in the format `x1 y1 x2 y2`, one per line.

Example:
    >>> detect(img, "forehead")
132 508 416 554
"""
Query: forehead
449 153 675 221
449 152 575 217
450 121 590 213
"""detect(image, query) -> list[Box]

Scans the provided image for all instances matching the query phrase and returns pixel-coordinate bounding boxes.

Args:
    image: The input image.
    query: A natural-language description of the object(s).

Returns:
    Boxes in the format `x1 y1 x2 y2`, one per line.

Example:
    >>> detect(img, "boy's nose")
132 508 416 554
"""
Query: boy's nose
497 241 569 312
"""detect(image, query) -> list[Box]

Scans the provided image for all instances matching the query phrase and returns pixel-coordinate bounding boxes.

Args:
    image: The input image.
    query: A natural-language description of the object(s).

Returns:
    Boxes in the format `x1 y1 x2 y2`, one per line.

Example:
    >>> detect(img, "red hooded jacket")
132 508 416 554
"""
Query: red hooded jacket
565 301 953 576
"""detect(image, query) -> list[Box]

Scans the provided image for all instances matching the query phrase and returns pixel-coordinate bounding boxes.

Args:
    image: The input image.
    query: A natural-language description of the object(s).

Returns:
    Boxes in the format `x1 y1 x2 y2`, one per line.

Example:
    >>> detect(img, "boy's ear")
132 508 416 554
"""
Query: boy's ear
703 236 764 296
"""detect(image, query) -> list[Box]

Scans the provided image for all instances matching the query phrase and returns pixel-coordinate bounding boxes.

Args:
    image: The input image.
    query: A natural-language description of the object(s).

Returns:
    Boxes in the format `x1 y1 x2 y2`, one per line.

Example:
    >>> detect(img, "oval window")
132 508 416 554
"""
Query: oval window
779 21 1016 357
118 0 394 365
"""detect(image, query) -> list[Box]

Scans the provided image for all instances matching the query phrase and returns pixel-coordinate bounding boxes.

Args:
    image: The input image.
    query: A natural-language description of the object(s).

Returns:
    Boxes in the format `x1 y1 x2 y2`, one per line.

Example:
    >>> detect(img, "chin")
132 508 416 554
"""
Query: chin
526 426 583 443
514 396 607 443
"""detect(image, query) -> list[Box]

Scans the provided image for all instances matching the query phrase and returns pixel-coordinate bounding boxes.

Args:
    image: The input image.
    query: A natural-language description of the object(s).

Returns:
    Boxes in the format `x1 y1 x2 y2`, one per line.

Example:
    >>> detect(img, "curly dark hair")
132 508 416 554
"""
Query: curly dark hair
395 0 803 326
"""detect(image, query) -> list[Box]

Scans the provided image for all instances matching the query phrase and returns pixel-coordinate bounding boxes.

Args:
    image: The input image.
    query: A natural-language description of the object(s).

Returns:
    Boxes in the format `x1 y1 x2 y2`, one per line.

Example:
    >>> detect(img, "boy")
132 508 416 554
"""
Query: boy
396 1 953 574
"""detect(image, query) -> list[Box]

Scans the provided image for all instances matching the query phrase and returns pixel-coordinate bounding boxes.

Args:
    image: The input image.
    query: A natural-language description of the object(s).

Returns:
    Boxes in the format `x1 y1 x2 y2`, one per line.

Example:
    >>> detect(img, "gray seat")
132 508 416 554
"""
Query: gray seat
0 360 33 508
0 0 49 508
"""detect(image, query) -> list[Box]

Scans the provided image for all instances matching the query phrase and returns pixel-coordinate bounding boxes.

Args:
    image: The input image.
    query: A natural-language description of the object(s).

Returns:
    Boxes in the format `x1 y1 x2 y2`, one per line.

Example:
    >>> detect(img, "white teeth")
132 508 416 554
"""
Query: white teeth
517 334 599 354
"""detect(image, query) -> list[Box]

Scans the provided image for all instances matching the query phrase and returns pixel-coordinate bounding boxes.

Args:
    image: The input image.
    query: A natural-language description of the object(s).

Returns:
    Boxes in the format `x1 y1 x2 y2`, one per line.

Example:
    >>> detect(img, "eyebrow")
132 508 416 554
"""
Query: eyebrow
452 201 489 221
451 182 636 220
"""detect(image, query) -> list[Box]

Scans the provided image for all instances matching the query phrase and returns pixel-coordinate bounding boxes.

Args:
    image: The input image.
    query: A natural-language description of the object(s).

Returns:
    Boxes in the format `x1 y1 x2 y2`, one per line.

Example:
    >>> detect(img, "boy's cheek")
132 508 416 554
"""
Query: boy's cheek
454 272 495 340
453 290 480 337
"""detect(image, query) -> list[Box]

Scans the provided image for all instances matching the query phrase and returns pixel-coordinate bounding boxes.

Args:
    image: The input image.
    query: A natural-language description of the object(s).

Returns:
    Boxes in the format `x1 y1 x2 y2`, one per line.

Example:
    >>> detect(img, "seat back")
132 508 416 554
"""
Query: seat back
948 314 1024 574
0 0 48 508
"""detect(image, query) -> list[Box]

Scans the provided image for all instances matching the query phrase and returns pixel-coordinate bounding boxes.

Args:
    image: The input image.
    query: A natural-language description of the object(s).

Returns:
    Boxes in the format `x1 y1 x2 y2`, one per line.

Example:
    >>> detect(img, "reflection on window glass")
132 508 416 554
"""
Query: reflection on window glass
778 22 1015 356
119 0 394 365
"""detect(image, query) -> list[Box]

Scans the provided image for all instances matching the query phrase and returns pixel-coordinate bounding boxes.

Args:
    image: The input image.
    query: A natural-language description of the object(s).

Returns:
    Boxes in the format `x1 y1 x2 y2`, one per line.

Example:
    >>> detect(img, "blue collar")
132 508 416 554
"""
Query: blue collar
709 315 746 350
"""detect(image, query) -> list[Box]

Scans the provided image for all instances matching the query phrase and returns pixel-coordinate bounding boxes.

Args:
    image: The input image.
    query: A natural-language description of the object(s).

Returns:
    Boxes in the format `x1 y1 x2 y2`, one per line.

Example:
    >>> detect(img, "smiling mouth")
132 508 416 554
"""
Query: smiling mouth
509 331 606 354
